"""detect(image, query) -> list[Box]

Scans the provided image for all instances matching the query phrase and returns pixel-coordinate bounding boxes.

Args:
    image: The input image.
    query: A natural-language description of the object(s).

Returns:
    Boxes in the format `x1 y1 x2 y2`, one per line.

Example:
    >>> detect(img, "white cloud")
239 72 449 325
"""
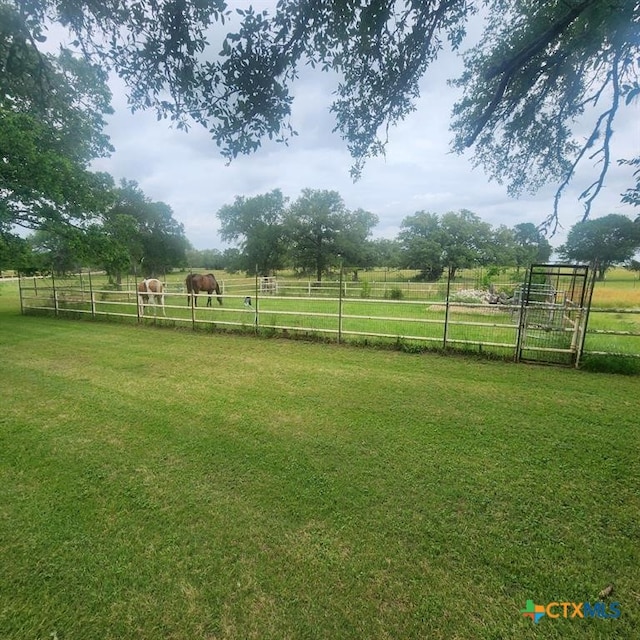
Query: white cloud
88 15 639 252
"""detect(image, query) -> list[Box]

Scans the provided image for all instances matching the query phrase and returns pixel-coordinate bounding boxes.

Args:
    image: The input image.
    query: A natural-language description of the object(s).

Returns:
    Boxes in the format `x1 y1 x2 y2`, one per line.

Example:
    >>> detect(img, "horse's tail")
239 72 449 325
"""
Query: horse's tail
212 274 223 306
185 273 193 305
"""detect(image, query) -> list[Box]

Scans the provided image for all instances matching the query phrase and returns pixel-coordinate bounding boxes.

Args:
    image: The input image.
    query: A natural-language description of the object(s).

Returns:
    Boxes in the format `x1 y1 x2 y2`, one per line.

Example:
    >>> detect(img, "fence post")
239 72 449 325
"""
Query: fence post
443 266 452 349
189 270 195 330
51 268 58 317
514 267 531 362
575 263 597 369
134 265 142 323
18 273 24 314
88 269 96 318
338 259 344 343
255 267 259 335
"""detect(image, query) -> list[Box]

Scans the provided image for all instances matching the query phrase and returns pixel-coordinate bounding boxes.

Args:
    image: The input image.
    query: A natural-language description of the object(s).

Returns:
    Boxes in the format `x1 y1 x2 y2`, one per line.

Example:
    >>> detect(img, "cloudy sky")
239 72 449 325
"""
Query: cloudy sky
86 4 638 252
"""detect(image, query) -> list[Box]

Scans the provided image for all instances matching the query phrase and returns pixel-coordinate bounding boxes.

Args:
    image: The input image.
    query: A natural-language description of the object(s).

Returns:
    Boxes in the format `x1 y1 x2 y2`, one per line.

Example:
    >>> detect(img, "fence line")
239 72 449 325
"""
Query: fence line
22 267 631 366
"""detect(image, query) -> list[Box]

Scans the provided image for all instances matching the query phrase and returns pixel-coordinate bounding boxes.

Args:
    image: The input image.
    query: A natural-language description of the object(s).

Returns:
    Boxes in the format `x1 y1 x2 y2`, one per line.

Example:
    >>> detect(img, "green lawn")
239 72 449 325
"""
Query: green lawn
1 281 639 639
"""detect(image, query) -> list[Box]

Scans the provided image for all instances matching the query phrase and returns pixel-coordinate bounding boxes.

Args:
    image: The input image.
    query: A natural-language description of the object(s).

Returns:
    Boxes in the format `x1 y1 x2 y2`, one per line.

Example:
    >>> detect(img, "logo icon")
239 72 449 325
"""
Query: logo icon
521 600 546 624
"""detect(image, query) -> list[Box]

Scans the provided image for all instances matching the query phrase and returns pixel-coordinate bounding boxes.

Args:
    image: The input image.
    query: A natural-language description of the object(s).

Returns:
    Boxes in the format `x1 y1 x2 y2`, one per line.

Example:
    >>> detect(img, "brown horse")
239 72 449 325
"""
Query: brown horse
137 278 166 316
186 273 223 307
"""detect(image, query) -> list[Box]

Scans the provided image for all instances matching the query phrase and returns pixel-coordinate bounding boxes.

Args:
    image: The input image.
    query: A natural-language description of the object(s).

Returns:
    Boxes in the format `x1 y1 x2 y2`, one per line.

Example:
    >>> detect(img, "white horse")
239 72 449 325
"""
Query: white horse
137 278 166 317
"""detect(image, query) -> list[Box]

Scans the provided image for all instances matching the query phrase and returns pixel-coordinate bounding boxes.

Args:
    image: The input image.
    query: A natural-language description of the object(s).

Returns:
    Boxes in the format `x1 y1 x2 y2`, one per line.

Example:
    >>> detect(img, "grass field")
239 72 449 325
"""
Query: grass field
1 280 639 639
16 268 640 363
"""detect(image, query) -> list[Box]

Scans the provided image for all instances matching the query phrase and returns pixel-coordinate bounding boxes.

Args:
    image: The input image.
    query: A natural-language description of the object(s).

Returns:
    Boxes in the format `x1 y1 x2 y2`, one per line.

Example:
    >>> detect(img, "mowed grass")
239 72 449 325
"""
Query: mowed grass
1 281 639 639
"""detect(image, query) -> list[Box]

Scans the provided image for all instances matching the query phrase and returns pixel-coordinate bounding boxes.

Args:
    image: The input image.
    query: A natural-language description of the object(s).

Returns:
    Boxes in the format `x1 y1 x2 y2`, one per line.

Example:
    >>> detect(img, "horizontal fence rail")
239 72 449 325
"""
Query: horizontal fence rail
581 308 640 358
19 267 640 365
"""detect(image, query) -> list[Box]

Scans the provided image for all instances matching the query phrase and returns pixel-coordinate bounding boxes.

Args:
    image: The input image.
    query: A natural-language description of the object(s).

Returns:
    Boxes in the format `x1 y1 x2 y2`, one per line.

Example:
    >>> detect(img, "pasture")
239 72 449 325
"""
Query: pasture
17 268 640 364
1 280 639 639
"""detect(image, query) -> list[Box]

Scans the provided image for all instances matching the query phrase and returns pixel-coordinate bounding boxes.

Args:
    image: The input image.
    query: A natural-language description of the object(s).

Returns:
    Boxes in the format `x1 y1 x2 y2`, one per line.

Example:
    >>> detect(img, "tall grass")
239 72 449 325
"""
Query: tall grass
1 281 638 639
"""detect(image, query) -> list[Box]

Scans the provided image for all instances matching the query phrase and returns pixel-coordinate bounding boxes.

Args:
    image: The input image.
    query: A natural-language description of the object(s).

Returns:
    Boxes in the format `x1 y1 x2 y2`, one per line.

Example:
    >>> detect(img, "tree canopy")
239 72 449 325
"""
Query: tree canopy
2 0 636 233
559 214 640 279
1 3 115 234
98 180 190 279
217 189 289 276
399 209 497 280
451 1 639 229
217 188 378 281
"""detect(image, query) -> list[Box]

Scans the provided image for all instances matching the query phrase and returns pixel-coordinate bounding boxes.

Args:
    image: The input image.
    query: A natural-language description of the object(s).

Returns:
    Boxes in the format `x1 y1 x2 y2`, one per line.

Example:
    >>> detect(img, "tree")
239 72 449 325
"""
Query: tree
512 223 552 269
1 2 115 238
88 181 189 283
439 210 493 279
626 259 640 281
490 225 517 268
559 214 640 279
398 212 446 281
450 1 639 230
620 158 640 208
286 189 375 281
370 238 402 269
186 248 225 270
221 247 244 274
398 210 494 280
137 200 189 275
28 226 89 275
0 234 43 275
217 189 289 276
334 208 379 279
6 0 636 226
86 213 141 286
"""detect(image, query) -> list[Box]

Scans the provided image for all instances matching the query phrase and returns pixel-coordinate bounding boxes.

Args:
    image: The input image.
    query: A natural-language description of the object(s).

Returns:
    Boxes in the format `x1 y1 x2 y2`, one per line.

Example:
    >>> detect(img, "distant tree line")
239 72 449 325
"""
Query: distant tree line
210 190 640 282
212 188 553 282
5 180 190 283
6 180 639 284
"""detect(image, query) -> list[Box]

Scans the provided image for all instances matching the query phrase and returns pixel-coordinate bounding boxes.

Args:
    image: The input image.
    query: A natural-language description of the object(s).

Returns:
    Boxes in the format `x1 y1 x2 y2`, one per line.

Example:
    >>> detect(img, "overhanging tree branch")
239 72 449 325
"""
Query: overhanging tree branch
543 51 621 234
467 0 597 148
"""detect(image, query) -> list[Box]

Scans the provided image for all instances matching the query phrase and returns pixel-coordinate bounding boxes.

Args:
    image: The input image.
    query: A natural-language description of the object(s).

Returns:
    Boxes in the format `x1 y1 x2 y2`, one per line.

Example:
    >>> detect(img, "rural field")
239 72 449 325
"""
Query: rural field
1 279 639 639
16 266 640 364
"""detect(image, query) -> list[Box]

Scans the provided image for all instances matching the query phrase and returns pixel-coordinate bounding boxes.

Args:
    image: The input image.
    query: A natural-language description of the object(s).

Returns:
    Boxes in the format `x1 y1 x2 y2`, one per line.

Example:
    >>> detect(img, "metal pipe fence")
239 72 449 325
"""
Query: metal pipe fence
18 265 638 367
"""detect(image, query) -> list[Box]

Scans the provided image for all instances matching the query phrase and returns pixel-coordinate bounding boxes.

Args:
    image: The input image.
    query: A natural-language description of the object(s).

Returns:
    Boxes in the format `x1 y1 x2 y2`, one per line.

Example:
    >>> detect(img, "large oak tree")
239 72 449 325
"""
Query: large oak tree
559 214 640 279
217 189 289 276
1 3 115 233
286 189 377 281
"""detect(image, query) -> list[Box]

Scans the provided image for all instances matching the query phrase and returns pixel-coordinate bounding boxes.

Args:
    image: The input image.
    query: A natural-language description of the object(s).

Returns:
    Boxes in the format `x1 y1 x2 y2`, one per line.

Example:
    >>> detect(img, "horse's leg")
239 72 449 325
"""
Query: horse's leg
207 292 212 307
160 290 166 316
139 293 148 316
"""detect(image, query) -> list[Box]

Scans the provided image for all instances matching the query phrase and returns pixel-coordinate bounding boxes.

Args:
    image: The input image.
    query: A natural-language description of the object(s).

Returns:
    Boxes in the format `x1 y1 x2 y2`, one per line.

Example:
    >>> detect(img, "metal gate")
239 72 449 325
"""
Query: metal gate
514 264 594 366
